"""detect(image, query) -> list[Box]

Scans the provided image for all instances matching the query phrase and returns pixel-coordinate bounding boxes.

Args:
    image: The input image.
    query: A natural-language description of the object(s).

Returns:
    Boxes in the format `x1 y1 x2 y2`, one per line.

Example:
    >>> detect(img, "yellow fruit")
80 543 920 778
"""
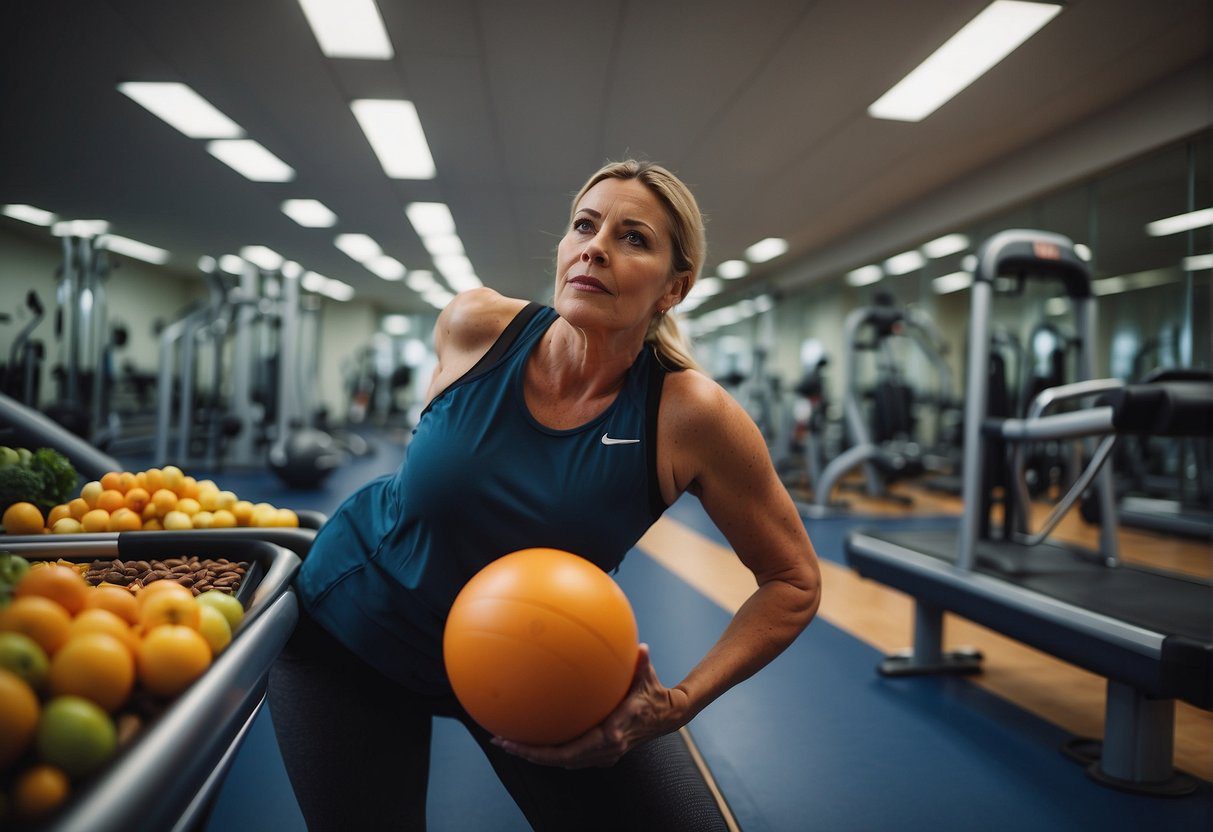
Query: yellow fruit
176 498 201 516
13 764 69 821
162 511 192 531
84 586 140 626
80 481 103 508
46 504 72 527
250 507 276 527
117 472 137 494
51 518 83 535
141 592 201 632
142 503 158 521
276 509 299 528
69 609 138 656
124 487 150 514
96 490 125 514
197 479 218 493
181 476 200 500
143 468 165 493
67 499 90 520
197 605 231 655
135 471 148 491
99 472 124 492
2 502 45 535
151 489 178 517
80 509 111 533
142 518 163 532
191 511 214 530
109 508 142 532
0 596 72 656
197 489 220 512
15 565 90 615
210 509 237 529
0 669 40 769
137 581 193 611
161 465 184 494
215 490 237 511
48 633 135 713
137 626 212 698
231 501 255 526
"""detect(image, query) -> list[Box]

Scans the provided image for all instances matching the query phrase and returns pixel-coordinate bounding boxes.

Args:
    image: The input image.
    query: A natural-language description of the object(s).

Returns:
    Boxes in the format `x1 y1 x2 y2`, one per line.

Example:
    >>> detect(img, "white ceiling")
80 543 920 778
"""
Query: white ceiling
1 0 1208 313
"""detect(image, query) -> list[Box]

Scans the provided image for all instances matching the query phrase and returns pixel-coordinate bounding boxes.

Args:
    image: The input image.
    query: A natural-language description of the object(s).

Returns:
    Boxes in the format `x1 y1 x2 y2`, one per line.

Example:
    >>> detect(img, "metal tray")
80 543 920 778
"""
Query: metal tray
3 535 301 832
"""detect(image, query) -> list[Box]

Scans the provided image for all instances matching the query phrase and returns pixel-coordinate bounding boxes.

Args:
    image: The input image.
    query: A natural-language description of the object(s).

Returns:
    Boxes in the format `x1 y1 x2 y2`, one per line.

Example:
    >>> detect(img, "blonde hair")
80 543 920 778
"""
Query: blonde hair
570 160 705 372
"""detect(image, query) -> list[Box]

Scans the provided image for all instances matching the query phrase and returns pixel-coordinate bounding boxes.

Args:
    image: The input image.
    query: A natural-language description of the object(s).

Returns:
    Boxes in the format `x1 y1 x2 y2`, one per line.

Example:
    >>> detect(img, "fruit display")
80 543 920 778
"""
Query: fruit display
1 465 301 535
0 557 246 824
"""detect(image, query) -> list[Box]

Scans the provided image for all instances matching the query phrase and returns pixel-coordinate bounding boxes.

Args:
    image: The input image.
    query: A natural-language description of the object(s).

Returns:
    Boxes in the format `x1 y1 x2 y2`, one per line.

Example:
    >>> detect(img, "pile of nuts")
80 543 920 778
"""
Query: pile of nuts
83 556 249 596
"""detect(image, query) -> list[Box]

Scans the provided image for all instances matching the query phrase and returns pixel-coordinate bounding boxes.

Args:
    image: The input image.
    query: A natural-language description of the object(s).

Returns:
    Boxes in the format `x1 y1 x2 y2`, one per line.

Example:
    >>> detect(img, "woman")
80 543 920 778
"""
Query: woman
269 160 821 830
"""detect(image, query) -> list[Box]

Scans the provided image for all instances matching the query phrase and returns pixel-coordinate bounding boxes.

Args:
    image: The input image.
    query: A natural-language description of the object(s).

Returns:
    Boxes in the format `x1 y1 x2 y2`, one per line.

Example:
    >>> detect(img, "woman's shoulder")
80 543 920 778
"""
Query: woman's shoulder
658 368 741 433
435 288 532 359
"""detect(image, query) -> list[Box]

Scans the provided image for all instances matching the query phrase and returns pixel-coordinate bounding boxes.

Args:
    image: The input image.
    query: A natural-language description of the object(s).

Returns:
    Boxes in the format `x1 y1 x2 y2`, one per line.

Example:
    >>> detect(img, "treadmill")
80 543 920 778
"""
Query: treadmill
844 230 1212 797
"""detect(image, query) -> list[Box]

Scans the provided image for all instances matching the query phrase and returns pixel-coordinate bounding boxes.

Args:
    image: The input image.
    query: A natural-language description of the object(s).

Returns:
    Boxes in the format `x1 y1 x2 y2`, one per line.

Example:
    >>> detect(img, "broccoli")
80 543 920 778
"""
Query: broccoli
31 448 78 509
0 465 46 515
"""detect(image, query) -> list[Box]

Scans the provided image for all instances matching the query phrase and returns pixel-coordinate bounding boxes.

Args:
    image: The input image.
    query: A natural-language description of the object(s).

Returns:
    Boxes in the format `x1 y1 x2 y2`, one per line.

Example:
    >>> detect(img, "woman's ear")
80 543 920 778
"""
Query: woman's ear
665 272 691 308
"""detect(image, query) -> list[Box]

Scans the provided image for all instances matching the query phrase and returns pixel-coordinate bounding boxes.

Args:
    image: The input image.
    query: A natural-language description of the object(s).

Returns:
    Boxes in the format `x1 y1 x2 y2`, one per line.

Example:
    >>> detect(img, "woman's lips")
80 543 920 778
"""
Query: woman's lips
569 275 609 293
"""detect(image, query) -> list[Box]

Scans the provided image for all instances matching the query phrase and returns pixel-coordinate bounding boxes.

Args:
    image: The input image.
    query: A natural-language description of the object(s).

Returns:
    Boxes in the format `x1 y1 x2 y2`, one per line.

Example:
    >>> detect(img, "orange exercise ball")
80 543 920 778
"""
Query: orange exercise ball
443 547 639 745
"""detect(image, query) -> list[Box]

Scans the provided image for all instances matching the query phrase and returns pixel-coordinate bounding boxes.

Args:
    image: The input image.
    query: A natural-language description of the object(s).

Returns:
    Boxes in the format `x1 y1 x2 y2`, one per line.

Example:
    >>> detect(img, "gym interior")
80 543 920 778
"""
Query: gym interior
0 1 1210 830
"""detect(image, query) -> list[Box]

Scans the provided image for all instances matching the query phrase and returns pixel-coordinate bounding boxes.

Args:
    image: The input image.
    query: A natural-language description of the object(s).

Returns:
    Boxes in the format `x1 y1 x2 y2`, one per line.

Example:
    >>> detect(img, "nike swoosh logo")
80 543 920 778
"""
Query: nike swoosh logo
601 434 640 445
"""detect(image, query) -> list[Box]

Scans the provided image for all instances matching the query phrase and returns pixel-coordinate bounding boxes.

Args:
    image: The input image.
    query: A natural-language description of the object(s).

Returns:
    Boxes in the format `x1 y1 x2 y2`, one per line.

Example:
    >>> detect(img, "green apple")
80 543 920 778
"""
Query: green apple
0 554 31 585
36 696 117 778
195 590 244 632
0 632 49 690
0 446 18 467
197 605 232 655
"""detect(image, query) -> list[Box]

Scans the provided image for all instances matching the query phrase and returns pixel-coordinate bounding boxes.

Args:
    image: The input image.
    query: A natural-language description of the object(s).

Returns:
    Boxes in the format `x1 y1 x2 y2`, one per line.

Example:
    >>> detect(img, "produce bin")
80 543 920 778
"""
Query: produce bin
3 535 301 832
0 508 326 561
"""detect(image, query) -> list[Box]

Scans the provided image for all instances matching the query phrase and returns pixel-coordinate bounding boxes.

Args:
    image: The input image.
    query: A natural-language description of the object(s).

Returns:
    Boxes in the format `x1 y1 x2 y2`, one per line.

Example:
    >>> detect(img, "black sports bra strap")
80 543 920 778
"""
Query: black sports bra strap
645 348 671 520
453 301 544 388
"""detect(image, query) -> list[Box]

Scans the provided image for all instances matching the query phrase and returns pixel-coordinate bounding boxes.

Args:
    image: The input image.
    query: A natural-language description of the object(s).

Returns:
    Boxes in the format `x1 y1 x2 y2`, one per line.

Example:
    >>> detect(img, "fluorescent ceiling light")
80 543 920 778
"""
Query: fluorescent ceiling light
282 199 337 227
52 220 110 238
219 255 245 274
869 1 1062 122
208 140 295 182
382 315 410 335
405 202 455 236
1073 243 1092 261
281 260 304 279
117 82 243 138
197 256 217 272
3 204 56 226
745 237 788 263
367 255 406 281
302 271 328 292
846 265 883 287
351 100 436 179
405 270 438 292
335 233 381 262
444 271 483 293
884 250 926 275
434 253 473 277
321 277 355 302
241 245 284 271
753 294 774 314
100 234 170 264
1146 208 1213 237
1182 253 1213 272
297 0 393 59
718 260 749 279
423 288 455 309
422 233 465 257
922 233 969 259
688 277 722 300
962 254 978 272
932 271 973 294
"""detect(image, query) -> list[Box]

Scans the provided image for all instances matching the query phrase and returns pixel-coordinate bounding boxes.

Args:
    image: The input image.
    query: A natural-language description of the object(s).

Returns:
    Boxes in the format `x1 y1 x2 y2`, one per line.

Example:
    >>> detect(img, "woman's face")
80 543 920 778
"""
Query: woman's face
554 177 685 336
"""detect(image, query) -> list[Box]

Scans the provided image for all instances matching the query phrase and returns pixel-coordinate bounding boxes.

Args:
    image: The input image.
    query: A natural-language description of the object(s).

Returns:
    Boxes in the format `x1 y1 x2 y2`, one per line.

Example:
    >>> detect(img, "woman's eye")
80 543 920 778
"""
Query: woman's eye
573 219 593 233
624 231 647 246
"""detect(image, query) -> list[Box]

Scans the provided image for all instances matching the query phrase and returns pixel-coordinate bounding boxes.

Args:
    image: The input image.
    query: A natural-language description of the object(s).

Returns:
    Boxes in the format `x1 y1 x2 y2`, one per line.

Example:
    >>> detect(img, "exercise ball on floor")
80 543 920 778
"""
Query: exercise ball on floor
268 428 344 489
443 548 639 745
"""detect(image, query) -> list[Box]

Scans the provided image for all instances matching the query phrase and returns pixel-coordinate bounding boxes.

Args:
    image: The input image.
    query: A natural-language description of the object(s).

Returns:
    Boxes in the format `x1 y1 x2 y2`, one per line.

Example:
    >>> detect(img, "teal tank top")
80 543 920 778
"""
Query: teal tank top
296 303 670 693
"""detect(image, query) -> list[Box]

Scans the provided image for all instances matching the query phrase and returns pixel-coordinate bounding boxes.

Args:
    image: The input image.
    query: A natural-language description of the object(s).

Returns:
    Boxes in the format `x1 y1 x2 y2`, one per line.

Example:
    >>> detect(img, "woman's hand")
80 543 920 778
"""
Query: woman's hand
490 643 686 769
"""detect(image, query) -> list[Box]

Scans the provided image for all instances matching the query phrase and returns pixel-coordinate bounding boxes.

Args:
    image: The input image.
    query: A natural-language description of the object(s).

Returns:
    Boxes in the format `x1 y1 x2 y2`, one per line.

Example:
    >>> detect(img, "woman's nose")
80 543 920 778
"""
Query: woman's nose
582 237 608 265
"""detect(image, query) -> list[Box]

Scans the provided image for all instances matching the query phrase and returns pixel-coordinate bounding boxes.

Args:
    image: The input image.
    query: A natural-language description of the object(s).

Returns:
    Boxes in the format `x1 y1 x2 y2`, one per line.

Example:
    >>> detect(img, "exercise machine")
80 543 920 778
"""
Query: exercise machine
1 290 46 406
844 229 1211 796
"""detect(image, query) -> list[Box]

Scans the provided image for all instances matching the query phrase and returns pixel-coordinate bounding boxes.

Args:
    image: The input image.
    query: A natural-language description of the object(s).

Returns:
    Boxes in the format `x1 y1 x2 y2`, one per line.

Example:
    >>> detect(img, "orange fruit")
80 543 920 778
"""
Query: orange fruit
51 518 83 535
3 502 45 535
137 580 193 611
109 508 141 532
191 511 214 529
117 472 137 494
13 764 69 820
180 476 200 500
137 625 211 698
48 633 135 712
141 592 201 631
160 465 184 494
15 565 89 616
142 518 163 532
276 509 300 528
67 498 89 520
123 487 150 514
151 489 178 517
80 509 111 533
100 472 123 492
231 501 255 526
210 509 237 529
134 471 148 490
142 503 158 521
80 481 103 508
143 468 164 494
0 668 40 768
96 490 125 514
46 504 72 527
176 498 201 516
84 586 140 626
0 597 72 655
68 609 139 656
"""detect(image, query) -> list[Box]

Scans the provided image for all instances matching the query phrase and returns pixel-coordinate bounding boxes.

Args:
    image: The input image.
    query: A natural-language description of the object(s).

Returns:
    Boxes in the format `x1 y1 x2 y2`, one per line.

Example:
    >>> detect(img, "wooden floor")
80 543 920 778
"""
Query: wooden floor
637 483 1213 781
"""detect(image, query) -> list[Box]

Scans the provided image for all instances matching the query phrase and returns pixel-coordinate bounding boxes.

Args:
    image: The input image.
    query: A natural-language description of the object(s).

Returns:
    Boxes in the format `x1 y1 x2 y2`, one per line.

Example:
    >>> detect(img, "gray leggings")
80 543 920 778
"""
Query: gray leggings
266 612 729 831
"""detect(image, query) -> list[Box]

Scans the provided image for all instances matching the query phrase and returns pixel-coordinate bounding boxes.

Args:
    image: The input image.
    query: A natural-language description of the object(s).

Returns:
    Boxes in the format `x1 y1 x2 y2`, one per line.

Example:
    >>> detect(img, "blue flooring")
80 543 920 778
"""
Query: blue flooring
189 440 1211 831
